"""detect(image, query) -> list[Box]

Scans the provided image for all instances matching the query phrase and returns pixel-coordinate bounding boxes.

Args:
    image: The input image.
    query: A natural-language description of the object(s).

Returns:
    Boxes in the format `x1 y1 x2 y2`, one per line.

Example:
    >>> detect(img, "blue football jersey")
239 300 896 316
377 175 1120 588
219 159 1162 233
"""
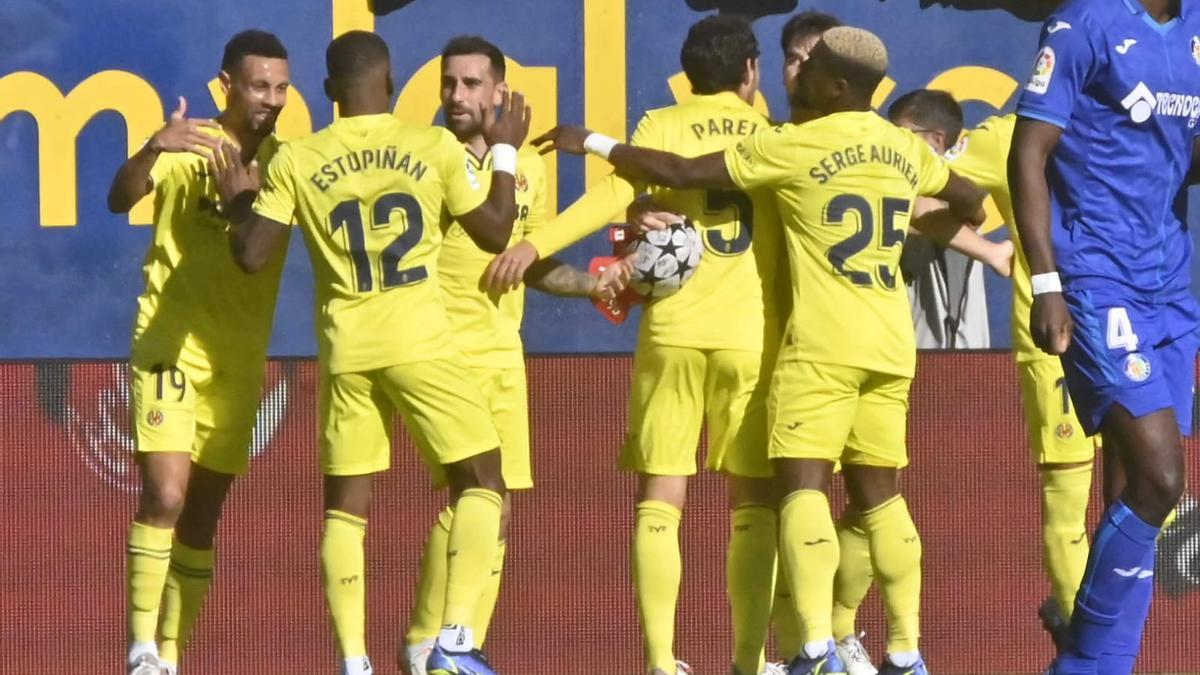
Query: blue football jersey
1016 0 1200 295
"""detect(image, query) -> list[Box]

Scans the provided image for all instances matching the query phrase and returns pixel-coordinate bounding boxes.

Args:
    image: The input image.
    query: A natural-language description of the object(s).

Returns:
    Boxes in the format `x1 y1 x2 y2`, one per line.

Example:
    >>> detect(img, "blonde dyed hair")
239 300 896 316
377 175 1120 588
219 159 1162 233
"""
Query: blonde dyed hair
818 26 889 92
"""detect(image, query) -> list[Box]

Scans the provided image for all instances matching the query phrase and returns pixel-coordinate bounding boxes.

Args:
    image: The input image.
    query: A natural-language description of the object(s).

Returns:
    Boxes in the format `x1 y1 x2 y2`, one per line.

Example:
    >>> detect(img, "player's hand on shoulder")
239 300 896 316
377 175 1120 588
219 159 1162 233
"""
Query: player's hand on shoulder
532 124 591 156
483 90 532 149
627 195 681 233
208 140 258 211
148 96 222 155
1031 292 1073 355
485 239 540 294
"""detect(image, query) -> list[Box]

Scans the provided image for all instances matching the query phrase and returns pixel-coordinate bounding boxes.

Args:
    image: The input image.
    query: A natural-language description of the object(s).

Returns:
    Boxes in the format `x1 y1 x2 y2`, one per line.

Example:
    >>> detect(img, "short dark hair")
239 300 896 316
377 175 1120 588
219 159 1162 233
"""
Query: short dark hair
326 30 390 81
779 10 840 54
441 35 506 81
221 29 288 72
888 89 964 143
680 15 760 95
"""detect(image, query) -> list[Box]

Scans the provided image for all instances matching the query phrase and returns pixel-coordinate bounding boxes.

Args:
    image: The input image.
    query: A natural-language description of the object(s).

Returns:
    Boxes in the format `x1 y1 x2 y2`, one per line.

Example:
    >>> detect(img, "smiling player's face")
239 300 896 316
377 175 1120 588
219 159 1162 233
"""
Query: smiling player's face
441 54 505 141
224 55 290 137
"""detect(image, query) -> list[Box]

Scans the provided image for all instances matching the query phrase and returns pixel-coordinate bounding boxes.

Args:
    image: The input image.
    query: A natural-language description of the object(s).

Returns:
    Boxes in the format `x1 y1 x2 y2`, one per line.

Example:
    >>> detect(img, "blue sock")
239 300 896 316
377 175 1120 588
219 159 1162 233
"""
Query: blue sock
1096 544 1156 675
1057 501 1159 672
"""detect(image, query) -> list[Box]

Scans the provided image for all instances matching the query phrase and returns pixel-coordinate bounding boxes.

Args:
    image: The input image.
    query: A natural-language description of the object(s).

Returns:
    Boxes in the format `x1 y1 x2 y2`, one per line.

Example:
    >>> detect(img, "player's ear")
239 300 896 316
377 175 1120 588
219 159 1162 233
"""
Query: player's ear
386 72 395 99
323 77 335 103
218 70 233 95
493 81 509 107
743 57 758 86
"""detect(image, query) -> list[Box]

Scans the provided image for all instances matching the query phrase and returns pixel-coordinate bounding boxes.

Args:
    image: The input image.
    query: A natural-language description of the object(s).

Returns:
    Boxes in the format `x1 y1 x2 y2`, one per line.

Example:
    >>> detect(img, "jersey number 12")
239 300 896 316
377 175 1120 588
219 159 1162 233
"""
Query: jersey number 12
330 192 428 293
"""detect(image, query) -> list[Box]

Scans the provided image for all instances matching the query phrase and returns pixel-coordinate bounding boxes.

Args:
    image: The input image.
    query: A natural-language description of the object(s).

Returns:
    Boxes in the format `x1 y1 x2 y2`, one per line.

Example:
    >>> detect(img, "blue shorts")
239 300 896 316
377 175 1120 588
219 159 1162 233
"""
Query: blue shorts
1061 287 1200 437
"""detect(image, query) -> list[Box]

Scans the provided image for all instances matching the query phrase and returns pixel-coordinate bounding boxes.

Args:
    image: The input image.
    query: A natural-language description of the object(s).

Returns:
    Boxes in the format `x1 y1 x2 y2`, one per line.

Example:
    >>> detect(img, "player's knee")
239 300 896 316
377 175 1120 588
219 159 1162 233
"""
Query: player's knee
138 481 187 525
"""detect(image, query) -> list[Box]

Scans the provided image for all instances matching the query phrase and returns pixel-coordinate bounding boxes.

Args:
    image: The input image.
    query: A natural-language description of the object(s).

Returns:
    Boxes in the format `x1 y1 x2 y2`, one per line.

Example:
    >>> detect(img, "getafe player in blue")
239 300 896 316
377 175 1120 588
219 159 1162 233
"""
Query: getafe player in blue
1010 0 1200 671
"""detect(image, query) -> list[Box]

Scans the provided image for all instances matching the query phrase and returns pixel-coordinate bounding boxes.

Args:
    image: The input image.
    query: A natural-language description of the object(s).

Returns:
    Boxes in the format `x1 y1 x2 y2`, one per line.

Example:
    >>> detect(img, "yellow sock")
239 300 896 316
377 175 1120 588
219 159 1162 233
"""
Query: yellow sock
443 489 502 628
407 506 453 645
321 510 368 658
832 513 874 640
771 560 801 661
779 490 838 646
633 500 682 673
473 539 507 647
1040 465 1092 618
861 496 922 654
127 521 173 645
158 541 215 665
728 505 776 675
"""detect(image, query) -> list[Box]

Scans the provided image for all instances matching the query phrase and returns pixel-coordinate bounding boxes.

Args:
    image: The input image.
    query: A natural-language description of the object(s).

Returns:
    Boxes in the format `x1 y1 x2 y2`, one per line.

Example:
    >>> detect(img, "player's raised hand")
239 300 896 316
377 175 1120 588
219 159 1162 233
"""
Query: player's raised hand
626 196 681 232
149 96 223 155
208 140 258 210
986 239 1015 278
483 90 532 149
1031 293 1073 355
485 240 540 293
532 125 591 156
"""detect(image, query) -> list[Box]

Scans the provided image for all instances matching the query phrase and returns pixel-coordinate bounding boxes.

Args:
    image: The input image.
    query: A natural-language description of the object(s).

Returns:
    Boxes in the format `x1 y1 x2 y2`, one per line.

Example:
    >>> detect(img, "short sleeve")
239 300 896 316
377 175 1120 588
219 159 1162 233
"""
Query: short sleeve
518 148 548 237
440 131 487 218
945 118 1007 193
724 125 794 190
630 111 661 150
914 136 952 197
148 150 179 188
1015 11 1101 129
252 141 298 225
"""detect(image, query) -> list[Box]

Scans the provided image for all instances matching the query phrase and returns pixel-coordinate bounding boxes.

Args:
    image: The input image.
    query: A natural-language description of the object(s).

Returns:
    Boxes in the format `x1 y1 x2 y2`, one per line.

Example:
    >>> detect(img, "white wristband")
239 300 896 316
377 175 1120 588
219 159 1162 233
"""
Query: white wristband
583 133 619 160
1030 272 1063 295
490 143 517 175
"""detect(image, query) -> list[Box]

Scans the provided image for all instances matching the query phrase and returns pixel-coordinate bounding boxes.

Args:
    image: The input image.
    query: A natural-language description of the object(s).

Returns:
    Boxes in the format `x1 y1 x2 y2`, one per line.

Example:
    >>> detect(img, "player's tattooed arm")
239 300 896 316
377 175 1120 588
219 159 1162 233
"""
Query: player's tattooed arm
532 125 736 190
522 258 598 298
1010 116 1072 355
457 92 533 253
108 96 221 213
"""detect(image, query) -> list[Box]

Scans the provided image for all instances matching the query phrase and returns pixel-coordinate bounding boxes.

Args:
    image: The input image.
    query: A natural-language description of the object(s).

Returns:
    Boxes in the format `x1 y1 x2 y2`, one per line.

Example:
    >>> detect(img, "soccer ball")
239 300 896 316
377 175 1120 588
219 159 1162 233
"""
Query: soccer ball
626 219 703 299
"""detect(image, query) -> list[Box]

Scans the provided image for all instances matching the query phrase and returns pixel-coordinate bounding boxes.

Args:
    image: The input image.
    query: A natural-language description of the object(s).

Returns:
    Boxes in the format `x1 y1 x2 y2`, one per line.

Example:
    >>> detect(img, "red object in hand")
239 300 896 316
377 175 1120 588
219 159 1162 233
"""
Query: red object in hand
589 256 640 325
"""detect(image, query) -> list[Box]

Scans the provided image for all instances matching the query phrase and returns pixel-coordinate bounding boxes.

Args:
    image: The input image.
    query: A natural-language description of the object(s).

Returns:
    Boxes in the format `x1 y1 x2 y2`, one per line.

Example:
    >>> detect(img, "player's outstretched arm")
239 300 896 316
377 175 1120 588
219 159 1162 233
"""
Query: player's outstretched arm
1010 117 1072 355
107 97 221 213
457 92 532 253
523 258 600 298
533 126 735 190
910 202 1014 278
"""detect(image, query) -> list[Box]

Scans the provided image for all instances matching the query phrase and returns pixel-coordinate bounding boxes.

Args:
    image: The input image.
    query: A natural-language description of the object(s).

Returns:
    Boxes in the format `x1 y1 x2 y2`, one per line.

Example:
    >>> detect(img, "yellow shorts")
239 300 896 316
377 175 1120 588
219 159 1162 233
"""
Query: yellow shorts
130 358 264 475
320 359 501 477
428 365 532 489
769 360 911 468
621 344 772 478
1018 358 1098 465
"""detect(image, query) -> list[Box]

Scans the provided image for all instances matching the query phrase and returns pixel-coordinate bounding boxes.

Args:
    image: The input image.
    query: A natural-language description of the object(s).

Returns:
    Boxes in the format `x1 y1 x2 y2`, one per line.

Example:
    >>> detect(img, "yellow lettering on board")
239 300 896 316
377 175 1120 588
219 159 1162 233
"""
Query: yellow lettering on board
0 70 162 227
584 0 626 188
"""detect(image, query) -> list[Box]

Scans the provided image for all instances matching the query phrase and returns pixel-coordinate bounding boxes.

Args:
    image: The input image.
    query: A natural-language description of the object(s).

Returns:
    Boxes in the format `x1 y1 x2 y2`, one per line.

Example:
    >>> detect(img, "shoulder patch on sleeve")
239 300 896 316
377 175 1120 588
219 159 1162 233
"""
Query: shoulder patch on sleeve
1026 46 1056 95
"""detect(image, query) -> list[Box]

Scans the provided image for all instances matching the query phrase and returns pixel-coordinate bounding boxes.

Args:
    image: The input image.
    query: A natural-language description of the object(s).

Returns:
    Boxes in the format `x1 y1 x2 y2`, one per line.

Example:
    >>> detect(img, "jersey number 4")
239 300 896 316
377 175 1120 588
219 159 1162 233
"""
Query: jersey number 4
824 194 909 289
330 192 428 293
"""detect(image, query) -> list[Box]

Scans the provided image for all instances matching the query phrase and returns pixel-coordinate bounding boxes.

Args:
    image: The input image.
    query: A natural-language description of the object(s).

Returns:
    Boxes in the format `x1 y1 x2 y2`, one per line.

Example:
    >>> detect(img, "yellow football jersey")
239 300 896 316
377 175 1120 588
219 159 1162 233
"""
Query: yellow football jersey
253 114 487 374
527 91 786 354
725 111 951 377
132 130 285 370
944 114 1042 362
438 145 547 369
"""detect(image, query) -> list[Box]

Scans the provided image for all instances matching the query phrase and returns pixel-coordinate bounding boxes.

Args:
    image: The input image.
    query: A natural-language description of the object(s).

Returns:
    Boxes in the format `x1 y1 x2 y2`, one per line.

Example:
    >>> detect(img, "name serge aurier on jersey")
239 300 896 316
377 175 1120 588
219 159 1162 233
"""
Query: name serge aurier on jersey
809 143 919 190
308 146 428 192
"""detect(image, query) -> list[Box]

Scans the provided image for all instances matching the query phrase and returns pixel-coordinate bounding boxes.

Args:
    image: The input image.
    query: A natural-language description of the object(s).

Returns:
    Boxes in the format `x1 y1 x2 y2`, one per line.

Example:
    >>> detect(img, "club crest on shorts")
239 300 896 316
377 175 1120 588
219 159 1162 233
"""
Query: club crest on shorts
1055 422 1075 440
146 409 165 426
1191 36 1200 67
1123 353 1151 382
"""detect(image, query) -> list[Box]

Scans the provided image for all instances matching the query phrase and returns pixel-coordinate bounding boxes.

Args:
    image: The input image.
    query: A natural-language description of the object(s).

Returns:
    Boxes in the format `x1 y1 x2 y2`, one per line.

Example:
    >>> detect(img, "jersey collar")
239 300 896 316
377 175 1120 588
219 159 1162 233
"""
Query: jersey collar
1120 0 1191 21
695 90 754 110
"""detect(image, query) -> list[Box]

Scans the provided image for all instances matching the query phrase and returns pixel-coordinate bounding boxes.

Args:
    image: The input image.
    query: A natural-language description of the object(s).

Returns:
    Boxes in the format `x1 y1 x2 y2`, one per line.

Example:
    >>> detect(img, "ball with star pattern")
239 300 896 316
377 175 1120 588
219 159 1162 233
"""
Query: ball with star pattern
627 219 703 299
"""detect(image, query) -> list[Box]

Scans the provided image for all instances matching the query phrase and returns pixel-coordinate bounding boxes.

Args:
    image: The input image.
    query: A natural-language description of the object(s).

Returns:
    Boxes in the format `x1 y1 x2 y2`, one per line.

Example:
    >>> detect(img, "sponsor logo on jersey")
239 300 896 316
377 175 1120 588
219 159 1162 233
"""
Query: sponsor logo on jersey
1116 38 1138 55
1121 81 1200 127
1026 46 1055 95
1123 353 1152 382
1047 20 1072 34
